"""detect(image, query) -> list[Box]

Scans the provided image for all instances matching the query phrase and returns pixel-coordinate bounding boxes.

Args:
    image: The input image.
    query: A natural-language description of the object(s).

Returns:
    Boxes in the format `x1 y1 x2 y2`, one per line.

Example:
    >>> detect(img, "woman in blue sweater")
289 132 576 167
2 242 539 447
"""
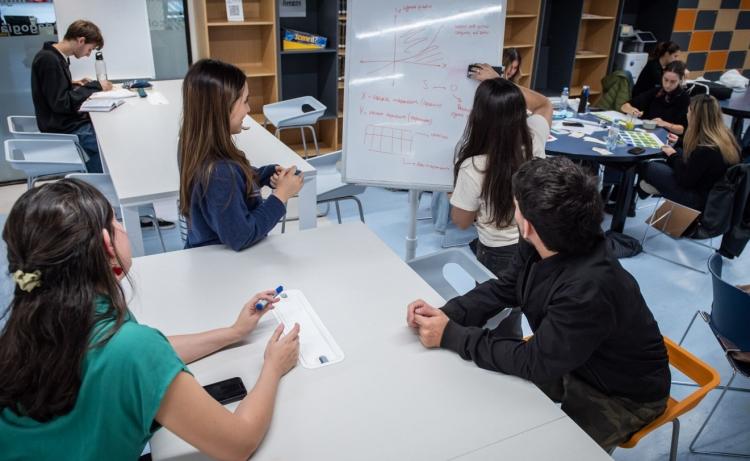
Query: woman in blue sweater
179 59 303 251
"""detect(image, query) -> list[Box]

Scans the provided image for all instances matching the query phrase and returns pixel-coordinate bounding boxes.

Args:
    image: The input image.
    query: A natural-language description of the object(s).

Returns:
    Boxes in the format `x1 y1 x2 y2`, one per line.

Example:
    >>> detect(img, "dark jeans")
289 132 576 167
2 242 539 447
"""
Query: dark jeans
640 160 704 210
538 374 668 452
72 121 103 173
471 239 522 338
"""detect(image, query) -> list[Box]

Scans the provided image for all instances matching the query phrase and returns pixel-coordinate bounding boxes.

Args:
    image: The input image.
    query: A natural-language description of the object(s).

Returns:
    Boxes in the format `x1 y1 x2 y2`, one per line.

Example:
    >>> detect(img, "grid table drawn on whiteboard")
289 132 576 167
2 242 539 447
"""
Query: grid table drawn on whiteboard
619 130 664 149
364 125 414 155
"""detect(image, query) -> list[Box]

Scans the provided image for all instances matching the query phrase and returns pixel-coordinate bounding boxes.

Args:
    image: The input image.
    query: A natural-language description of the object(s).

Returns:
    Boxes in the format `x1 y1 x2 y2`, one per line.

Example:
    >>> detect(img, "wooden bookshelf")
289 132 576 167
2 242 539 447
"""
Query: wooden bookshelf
570 0 619 101
505 0 543 88
192 0 279 123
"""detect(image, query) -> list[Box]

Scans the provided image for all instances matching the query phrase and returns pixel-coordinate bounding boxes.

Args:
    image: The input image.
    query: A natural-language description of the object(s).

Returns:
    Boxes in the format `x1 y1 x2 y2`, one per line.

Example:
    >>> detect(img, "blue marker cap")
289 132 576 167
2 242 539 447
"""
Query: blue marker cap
255 285 284 310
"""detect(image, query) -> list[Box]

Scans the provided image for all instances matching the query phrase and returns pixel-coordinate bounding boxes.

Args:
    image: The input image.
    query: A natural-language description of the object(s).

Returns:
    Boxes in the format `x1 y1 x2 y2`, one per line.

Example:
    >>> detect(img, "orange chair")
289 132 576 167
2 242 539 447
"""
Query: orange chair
619 336 720 461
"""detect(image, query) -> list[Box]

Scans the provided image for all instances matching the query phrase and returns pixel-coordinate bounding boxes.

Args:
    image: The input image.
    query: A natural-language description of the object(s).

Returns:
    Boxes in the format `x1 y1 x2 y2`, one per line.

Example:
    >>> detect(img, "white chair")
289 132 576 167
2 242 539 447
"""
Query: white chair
7 115 82 144
408 248 513 329
65 173 166 253
281 150 366 232
263 97 326 158
4 139 87 189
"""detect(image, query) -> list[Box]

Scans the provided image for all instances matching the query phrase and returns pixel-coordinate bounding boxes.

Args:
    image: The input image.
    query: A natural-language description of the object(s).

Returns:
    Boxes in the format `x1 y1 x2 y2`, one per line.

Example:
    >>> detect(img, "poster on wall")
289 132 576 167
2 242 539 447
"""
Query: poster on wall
279 0 306 17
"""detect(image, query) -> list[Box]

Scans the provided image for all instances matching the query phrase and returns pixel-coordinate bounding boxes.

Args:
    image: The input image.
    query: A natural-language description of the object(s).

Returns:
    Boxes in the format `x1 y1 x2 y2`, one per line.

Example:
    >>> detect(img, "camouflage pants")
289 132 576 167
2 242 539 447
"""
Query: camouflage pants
537 374 668 452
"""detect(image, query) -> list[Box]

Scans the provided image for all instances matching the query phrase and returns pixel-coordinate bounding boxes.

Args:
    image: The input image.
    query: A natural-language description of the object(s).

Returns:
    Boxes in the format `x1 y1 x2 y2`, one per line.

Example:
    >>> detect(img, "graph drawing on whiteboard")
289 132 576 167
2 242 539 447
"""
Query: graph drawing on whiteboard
360 16 446 85
364 125 414 156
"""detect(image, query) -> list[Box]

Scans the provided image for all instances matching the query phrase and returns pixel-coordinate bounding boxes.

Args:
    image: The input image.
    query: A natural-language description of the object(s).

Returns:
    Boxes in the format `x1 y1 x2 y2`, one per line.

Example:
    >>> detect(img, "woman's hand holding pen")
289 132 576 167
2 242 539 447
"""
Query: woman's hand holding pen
272 167 304 203
230 290 280 340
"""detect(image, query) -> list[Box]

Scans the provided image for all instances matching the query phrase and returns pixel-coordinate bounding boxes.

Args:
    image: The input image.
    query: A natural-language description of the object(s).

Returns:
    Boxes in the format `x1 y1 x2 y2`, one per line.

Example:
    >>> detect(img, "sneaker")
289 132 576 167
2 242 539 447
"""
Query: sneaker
140 218 175 230
637 180 660 199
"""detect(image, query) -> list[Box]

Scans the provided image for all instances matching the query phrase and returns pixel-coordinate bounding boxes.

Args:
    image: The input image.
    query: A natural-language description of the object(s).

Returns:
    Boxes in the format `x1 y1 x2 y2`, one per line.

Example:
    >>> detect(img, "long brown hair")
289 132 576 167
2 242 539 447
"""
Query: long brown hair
650 40 680 60
683 94 741 165
454 78 533 228
0 179 129 421
502 48 522 83
179 59 256 218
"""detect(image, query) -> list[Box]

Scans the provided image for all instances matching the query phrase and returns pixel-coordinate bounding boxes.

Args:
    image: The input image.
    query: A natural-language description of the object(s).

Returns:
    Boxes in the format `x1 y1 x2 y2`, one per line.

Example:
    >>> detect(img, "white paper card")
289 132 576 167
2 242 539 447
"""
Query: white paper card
272 290 344 369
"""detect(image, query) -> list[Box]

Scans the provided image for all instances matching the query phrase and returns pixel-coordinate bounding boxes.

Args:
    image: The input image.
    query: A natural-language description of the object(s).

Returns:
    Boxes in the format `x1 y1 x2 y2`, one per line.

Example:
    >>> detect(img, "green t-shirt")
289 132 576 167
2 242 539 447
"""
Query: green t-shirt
0 298 189 461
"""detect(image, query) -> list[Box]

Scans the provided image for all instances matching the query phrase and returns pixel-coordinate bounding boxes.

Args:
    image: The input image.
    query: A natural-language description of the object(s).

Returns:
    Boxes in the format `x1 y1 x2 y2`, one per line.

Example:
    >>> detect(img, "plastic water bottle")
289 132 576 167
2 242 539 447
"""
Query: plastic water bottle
606 124 619 152
560 87 569 111
95 52 107 82
578 85 590 114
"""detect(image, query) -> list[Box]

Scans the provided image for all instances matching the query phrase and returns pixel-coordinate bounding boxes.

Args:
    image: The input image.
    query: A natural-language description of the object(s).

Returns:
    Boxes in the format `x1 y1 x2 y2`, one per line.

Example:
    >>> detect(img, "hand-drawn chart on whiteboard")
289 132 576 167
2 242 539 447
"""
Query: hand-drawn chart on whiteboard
343 1 506 190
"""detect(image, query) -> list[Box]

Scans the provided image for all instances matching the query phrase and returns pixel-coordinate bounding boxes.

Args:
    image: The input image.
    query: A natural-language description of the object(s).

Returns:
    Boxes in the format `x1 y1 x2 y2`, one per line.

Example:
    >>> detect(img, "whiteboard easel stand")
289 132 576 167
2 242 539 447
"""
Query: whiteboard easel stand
406 189 420 260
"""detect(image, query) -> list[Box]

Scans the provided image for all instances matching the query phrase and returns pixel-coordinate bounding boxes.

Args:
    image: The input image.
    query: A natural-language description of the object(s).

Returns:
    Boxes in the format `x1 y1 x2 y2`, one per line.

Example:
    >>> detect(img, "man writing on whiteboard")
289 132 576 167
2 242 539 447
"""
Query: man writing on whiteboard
30 20 112 173
406 157 670 451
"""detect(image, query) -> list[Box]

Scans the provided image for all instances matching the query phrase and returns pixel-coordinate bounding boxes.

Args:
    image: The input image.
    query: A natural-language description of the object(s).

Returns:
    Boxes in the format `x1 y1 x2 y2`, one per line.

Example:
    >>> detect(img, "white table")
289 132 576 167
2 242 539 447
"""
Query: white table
90 80 317 257
127 222 610 460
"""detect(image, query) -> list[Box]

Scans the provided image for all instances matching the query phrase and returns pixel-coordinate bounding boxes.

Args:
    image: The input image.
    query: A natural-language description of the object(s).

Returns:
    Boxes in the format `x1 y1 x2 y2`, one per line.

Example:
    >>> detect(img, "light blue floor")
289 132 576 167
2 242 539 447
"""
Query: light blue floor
1 185 748 460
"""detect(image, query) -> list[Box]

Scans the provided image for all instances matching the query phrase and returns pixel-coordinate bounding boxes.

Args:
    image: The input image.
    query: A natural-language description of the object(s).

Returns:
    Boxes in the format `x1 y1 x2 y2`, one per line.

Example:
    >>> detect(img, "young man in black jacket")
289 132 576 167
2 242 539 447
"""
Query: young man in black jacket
31 20 112 173
407 156 670 451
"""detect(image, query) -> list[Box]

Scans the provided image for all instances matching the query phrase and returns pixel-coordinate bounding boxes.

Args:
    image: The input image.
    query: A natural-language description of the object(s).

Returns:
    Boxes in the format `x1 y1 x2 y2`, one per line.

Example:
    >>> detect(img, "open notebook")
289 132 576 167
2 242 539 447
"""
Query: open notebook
79 98 125 112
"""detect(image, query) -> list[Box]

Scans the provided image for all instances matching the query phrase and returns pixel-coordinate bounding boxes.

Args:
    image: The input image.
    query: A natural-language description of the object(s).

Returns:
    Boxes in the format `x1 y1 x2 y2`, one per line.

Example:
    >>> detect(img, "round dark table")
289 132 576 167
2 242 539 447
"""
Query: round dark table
546 115 668 233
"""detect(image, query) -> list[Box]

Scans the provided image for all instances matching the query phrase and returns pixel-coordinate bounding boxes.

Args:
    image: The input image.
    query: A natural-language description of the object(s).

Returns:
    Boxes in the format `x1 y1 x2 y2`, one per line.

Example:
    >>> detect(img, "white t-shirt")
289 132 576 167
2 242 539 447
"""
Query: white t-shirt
450 114 550 247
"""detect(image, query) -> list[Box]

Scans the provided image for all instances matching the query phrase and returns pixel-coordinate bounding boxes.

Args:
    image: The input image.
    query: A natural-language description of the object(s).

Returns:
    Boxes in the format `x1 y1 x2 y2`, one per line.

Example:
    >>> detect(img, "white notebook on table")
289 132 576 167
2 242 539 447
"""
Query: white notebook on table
79 98 125 112
272 289 344 369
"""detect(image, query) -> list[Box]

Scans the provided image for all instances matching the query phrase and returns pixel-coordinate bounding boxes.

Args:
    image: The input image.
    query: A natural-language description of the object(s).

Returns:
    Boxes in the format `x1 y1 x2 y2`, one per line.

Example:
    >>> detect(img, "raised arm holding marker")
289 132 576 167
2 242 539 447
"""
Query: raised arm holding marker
256 285 284 310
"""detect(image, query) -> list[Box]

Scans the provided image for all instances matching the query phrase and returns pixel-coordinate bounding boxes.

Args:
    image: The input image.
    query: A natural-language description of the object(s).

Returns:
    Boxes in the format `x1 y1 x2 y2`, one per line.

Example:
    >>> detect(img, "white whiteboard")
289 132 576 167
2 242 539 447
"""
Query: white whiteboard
342 0 506 191
54 0 156 80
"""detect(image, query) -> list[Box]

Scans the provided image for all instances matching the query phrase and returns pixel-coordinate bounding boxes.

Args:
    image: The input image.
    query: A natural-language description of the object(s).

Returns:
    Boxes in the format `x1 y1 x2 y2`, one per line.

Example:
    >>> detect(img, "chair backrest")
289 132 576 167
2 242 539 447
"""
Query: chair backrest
7 115 80 143
708 253 750 351
407 248 495 301
620 336 720 448
7 115 39 135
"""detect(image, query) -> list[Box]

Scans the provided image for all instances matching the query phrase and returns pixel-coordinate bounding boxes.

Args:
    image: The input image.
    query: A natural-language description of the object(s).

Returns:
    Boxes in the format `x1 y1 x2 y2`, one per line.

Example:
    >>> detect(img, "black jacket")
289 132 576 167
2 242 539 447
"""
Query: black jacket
31 41 102 133
692 163 750 258
632 58 663 99
440 239 671 403
667 145 731 210
630 86 690 129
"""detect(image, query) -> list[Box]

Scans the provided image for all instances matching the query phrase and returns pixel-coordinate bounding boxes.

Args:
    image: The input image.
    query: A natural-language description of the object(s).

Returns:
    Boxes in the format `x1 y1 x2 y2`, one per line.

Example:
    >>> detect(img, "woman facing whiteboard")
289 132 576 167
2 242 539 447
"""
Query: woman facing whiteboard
450 76 552 338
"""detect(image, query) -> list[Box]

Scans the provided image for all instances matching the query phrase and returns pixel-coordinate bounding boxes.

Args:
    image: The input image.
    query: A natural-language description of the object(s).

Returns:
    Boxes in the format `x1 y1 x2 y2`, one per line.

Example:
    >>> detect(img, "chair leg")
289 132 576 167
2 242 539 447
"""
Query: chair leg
678 311 700 346
669 419 680 461
145 215 166 253
688 372 750 458
640 197 664 246
352 196 365 223
26 176 34 190
307 125 320 157
334 200 342 224
300 127 308 158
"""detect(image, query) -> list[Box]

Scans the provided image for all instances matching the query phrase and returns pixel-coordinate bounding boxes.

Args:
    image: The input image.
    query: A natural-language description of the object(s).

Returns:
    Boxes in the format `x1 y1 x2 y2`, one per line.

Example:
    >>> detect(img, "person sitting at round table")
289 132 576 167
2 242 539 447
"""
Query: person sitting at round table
0 179 301 461
621 60 689 135
631 40 681 98
640 94 741 211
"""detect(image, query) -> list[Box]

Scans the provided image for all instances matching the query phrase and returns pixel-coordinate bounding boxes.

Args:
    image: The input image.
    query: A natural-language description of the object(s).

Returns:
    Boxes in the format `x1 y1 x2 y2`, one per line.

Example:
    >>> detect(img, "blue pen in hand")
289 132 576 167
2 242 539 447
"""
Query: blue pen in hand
256 285 284 310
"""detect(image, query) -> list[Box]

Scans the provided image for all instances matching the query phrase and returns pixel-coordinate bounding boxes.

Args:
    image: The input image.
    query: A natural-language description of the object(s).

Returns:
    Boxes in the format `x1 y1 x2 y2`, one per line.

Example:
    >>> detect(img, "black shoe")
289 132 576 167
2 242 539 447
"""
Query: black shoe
140 218 175 230
604 202 636 218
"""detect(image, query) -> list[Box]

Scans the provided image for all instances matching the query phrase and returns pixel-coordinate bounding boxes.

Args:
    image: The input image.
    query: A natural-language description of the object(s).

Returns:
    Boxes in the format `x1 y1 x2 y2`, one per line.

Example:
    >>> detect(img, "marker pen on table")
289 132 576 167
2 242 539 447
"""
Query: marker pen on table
256 285 284 310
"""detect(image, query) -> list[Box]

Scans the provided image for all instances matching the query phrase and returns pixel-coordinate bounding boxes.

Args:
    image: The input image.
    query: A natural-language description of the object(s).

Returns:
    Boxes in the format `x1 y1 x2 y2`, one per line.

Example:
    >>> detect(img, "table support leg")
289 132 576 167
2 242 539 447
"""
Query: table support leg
611 166 636 233
297 175 317 230
122 205 145 257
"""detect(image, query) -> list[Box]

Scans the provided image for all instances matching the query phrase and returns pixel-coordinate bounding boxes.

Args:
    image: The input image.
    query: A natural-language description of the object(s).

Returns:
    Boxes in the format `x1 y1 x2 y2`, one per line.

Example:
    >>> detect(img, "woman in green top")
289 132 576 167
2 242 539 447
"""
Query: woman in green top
0 179 300 460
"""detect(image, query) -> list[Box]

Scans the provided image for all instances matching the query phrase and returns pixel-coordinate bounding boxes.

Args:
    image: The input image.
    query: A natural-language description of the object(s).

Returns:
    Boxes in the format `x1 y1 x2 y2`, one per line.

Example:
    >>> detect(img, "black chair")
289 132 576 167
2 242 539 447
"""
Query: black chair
677 253 750 458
